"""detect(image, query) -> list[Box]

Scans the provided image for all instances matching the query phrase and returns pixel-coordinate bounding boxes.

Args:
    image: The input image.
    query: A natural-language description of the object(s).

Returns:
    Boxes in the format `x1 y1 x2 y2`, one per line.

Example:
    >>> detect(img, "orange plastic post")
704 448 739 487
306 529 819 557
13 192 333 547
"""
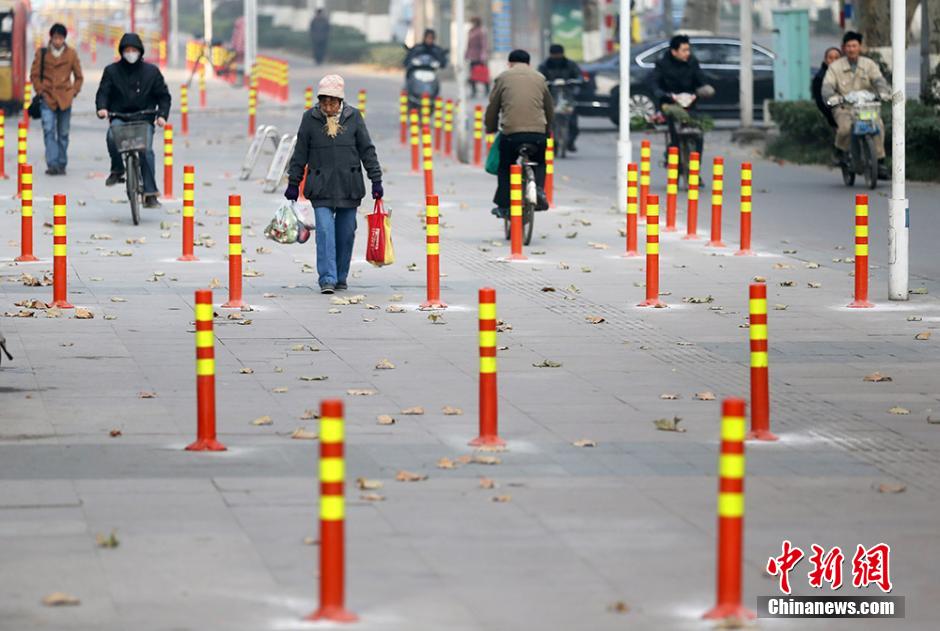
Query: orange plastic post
707 157 726 247
409 109 420 173
665 146 679 231
639 139 651 218
180 85 189 135
0 109 7 179
248 86 257 137
399 90 408 144
186 289 227 452
848 194 874 308
419 195 446 310
221 195 245 309
420 91 431 125
305 86 314 110
51 194 73 309
507 165 526 261
163 124 173 199
683 151 701 240
545 136 555 207
703 398 755 621
357 88 367 118
473 105 483 166
16 120 26 198
638 194 664 307
433 96 443 150
178 166 198 261
422 124 434 196
15 164 37 262
623 163 639 257
90 36 97 63
443 99 454 157
22 83 31 127
198 62 207 108
735 162 755 255
305 399 357 622
470 288 505 447
747 283 778 441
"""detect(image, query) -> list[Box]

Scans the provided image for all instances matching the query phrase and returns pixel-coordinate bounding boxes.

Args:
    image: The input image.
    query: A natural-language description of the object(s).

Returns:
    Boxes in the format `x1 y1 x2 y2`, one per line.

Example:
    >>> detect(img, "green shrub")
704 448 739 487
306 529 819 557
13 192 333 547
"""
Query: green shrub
366 44 406 69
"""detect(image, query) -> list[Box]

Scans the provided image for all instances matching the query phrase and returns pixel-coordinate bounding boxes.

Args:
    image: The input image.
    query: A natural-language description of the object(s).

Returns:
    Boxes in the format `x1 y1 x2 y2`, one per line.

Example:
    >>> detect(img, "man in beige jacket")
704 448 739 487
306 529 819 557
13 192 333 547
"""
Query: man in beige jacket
30 23 83 175
821 31 889 174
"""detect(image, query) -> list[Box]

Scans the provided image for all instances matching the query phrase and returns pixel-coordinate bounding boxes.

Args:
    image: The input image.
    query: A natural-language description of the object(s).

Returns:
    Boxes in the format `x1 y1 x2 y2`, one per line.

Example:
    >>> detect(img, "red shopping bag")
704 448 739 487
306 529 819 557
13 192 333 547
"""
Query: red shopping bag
470 63 490 84
366 199 395 267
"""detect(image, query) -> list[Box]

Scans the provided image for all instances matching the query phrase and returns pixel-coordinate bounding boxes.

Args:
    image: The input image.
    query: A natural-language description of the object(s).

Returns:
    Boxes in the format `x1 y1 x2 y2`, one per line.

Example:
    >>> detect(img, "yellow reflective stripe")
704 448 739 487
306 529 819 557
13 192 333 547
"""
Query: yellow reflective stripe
546 164 554 174
320 495 344 521
427 243 440 255
196 358 215 376
711 195 722 205
53 244 67 256
640 147 650 157
714 164 724 176
742 185 752 196
479 303 496 320
479 330 497 347
230 224 242 237
21 207 32 217
855 225 868 237
22 190 32 201
320 457 344 483
749 298 767 315
640 175 650 185
164 157 172 165
53 205 66 216
229 244 242 256
856 244 869 256
718 492 744 517
510 190 522 202
320 417 344 443
721 416 746 441
856 205 868 217
749 323 767 341
690 160 700 170
646 243 659 255
510 205 522 216
423 161 433 169
667 184 677 194
195 303 214 321
183 207 194 217
53 225 66 237
426 224 439 237
689 190 699 201
627 203 637 215
751 351 768 368
741 202 752 213
647 224 659 236
230 205 242 218
720 453 745 479
647 206 659 217
22 173 32 184
195 330 214 348
427 205 439 217
480 356 497 374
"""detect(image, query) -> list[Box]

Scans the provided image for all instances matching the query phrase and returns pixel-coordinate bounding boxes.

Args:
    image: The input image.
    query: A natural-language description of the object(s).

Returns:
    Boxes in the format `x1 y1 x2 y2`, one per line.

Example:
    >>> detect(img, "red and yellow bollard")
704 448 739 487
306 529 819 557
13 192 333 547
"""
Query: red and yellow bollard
248 86 257 137
703 398 755 621
0 109 7 180
433 96 443 151
735 162 754 255
421 124 434 197
305 86 314 110
180 85 189 136
545 135 555 207
90 36 97 64
683 151 701 240
507 165 526 261
16 120 27 198
485 131 494 160
162 123 173 199
222 195 245 309
419 194 446 310
409 109 420 174
357 88 367 118
623 163 639 257
473 105 483 166
51 194 73 309
470 288 505 447
747 282 777 441
639 139 651 218
707 156 726 247
638 194 664 307
420 92 431 125
848 194 874 308
305 399 357 622
399 90 408 144
665 146 679 232
443 99 454 157
22 83 31 126
178 165 198 261
186 289 227 452
198 62 207 108
158 38 167 68
15 164 37 262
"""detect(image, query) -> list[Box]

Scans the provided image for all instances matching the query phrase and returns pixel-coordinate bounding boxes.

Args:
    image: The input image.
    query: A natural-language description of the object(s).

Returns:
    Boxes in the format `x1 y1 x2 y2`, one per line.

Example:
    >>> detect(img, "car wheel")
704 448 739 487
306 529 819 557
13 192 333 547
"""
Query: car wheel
609 87 656 127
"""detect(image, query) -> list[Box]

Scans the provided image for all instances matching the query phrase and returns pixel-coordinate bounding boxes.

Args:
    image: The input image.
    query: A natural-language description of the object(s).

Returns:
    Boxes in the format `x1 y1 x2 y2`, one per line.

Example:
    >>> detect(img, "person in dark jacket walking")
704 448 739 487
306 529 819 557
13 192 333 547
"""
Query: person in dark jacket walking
812 47 842 129
95 33 171 208
285 74 383 294
309 9 330 65
538 44 582 151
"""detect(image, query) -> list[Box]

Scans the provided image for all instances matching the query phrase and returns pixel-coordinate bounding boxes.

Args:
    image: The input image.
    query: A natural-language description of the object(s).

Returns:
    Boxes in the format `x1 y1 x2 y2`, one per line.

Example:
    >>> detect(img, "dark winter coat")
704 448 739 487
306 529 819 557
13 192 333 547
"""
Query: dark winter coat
812 63 837 128
649 51 708 107
287 103 382 209
538 57 582 82
94 33 171 121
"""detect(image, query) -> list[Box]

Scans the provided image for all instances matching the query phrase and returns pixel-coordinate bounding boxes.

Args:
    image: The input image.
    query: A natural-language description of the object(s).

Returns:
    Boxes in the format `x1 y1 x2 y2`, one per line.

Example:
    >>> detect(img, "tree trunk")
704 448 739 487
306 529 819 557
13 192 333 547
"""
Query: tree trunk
582 0 602 61
856 0 919 48
923 0 940 102
681 0 720 34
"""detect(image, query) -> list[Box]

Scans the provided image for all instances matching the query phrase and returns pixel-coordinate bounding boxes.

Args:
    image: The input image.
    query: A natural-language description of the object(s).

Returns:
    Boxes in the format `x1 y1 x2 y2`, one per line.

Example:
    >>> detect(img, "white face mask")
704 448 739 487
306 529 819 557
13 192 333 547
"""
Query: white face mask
123 51 140 64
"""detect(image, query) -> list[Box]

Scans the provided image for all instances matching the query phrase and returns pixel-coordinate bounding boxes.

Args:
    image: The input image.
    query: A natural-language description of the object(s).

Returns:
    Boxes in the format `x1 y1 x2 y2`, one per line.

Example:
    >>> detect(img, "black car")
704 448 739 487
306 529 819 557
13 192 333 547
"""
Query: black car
576 37 776 125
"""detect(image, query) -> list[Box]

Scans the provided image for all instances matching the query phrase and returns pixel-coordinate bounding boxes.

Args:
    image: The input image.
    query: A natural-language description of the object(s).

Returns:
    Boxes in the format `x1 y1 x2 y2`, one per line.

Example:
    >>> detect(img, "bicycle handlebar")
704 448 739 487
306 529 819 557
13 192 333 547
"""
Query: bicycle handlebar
108 108 160 121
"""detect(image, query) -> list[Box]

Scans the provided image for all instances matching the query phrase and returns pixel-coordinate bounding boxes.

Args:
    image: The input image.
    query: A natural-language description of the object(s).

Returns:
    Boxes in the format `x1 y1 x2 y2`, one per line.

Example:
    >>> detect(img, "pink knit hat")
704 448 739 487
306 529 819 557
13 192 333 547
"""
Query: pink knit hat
317 74 345 100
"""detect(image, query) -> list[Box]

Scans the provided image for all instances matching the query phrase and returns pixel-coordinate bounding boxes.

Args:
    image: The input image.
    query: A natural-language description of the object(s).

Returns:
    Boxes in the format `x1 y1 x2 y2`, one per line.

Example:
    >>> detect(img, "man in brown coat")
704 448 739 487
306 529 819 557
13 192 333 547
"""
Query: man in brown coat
30 23 83 175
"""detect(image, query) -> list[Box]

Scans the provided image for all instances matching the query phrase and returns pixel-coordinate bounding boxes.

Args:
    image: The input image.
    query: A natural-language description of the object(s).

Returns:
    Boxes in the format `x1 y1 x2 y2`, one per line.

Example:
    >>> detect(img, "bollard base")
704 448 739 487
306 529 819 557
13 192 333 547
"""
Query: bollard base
15 254 39 262
469 434 506 447
746 429 779 441
706 240 727 248
51 300 74 309
305 606 359 623
621 251 641 258
221 300 246 309
637 299 667 308
664 225 678 233
185 438 227 451
418 300 447 310
847 299 874 308
177 254 199 262
702 603 756 621
506 254 528 261
734 249 756 256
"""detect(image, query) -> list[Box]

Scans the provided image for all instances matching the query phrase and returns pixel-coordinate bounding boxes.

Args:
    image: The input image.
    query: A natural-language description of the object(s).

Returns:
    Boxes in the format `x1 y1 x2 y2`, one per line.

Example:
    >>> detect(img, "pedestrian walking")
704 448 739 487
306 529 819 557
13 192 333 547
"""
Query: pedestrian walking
30 23 83 175
285 75 383 294
466 17 490 97
309 9 330 65
812 47 841 129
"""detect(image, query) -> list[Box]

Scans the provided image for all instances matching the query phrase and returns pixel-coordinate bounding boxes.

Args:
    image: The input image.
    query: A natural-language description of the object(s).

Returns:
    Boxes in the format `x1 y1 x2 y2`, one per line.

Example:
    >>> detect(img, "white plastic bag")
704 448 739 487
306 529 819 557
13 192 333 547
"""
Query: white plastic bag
264 200 302 244
292 201 315 230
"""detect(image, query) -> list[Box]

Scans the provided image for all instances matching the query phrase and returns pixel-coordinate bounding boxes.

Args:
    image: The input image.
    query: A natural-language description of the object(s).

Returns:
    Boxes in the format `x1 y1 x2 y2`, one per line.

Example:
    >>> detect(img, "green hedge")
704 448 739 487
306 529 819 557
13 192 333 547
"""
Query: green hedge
766 100 940 182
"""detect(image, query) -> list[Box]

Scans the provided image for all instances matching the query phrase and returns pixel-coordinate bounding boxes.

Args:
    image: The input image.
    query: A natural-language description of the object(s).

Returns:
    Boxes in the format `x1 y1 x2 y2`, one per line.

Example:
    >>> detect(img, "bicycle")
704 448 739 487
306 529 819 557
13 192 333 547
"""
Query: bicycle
109 108 158 225
503 144 537 246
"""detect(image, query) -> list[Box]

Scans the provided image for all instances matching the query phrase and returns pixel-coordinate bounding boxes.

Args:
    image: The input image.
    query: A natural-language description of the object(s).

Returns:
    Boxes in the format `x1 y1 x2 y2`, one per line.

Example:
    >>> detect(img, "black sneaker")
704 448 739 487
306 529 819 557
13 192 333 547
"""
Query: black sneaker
491 207 509 219
566 143 577 153
45 166 59 176
335 282 348 291
320 284 335 294
143 194 161 209
105 171 125 186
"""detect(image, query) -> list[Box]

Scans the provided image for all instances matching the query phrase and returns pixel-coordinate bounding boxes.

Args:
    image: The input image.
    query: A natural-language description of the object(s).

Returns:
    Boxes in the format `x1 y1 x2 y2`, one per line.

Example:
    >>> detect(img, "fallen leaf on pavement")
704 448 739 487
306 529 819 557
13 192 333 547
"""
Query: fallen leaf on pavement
42 592 80 607
302 537 318 546
300 375 329 381
876 483 907 494
472 454 501 465
74 308 94 319
779 280 795 287
396 470 428 482
442 406 463 415
95 530 120 548
572 439 596 448
347 388 377 396
654 416 686 432
492 495 512 503
863 372 892 382
910 287 928 295
386 304 406 313
356 478 384 490
375 358 396 370
915 331 931 341
138 391 157 399
109 429 122 437
660 393 680 400
683 295 714 304
586 316 606 324
272 387 289 394
243 270 263 277
251 415 273 426
608 601 631 614
401 406 425 415
360 493 385 501
774 304 789 311
239 367 254 374
301 409 319 420
581 266 592 273
565 231 577 239
291 428 318 440
806 262 820 269
437 457 457 469
694 391 716 401
557 262 570 270
541 286 556 292
376 414 396 425
752 276 767 283
888 406 910 415
427 312 445 324
533 360 562 368
807 282 822 289
330 296 350 306
389 294 403 302
479 477 496 489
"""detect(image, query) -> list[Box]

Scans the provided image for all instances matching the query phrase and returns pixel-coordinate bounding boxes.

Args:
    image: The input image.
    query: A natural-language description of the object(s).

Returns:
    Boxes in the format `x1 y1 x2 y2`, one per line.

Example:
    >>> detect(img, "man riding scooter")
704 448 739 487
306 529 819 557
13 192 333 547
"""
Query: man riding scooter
649 34 714 157
404 29 448 111
538 44 582 153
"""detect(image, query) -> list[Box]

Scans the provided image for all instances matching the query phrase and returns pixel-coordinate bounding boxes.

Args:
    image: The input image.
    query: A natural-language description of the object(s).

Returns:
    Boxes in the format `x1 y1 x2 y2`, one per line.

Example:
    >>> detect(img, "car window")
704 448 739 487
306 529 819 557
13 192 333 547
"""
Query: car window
754 49 773 67
637 46 665 66
691 43 723 65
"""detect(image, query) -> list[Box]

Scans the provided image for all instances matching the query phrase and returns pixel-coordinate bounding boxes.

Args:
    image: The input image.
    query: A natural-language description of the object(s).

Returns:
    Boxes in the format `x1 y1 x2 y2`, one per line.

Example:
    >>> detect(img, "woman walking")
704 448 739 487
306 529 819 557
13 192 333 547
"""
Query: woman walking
285 74 383 294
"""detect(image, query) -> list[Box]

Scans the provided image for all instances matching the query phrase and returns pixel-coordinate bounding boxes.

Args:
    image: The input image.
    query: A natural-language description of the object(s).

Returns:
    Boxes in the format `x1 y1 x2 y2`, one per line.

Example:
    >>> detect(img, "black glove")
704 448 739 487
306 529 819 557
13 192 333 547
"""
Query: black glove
284 184 299 201
372 181 383 200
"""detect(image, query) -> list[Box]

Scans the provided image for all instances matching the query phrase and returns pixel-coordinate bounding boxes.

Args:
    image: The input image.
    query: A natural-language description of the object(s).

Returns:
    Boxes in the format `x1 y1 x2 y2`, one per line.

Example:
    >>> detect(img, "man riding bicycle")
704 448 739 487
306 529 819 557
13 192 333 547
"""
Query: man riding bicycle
485 49 553 219
95 33 171 208
538 44 582 153
649 35 714 155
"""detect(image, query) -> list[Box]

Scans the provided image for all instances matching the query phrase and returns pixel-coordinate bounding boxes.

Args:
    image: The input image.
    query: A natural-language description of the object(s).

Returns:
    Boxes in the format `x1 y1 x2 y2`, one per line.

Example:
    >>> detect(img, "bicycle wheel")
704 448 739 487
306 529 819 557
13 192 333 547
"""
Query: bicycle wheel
863 135 878 190
678 138 692 190
504 216 511 240
554 120 567 159
125 153 141 226
522 166 535 246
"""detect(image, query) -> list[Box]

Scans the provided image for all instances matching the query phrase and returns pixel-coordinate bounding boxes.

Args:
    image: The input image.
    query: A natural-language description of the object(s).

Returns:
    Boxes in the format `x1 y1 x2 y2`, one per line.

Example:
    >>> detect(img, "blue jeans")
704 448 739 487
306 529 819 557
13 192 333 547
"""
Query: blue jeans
39 100 71 170
107 119 158 194
314 207 357 287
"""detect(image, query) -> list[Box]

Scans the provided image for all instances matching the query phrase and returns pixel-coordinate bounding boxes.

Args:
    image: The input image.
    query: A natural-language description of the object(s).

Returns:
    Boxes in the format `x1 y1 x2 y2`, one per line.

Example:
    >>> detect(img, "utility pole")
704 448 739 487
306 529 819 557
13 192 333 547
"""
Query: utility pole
889 0 909 300
455 0 469 163
617 0 632 215
245 0 257 81
170 0 180 67
203 0 213 47
130 0 136 32
922 0 930 102
663 0 674 38
739 0 753 128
